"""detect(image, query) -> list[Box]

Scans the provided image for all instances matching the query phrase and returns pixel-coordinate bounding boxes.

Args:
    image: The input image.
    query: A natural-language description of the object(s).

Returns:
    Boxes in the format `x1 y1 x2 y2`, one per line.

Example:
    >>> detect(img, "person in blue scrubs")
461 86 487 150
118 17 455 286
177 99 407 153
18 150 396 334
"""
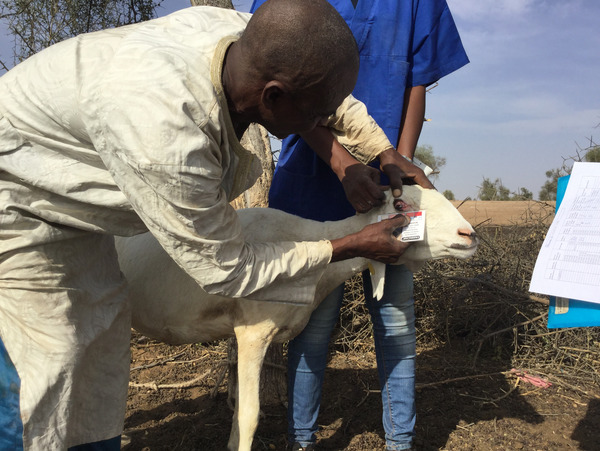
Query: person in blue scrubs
250 1 469 450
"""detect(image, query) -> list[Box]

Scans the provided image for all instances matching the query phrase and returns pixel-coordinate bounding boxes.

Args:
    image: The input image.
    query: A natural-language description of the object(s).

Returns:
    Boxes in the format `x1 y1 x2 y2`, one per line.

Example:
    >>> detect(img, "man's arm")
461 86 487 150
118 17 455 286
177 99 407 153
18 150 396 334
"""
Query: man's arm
302 93 433 208
330 214 411 263
378 84 434 196
397 85 426 160
302 125 386 213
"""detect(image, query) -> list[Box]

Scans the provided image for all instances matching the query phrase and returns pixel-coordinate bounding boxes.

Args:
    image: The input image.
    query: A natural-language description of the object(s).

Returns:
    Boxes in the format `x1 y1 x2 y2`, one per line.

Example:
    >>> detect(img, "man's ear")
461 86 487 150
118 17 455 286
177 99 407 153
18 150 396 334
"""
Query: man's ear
261 80 287 110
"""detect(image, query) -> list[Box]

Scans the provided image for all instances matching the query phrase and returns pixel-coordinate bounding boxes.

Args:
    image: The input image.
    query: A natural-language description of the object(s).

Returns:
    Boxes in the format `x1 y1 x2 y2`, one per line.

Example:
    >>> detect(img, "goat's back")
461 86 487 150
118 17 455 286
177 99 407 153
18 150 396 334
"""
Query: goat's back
115 207 339 345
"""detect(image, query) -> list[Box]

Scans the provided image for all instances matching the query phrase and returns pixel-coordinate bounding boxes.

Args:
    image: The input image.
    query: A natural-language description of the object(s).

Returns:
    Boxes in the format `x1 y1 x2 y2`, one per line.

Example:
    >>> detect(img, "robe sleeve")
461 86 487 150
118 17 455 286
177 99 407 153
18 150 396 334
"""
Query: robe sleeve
323 94 394 164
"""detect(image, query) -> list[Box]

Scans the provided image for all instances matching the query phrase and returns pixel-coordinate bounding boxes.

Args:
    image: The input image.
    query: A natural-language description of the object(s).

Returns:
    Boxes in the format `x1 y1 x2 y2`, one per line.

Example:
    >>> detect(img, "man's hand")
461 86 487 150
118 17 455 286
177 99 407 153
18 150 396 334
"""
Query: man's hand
330 214 412 264
378 147 435 197
341 163 387 213
301 126 391 212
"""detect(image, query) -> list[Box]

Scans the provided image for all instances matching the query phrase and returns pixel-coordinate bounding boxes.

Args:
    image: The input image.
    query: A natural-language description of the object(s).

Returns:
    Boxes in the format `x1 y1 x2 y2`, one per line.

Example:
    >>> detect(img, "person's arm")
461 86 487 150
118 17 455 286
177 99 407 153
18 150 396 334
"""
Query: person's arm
330 214 411 263
397 85 426 160
302 125 386 213
302 94 433 207
320 94 392 164
378 84 434 195
299 122 413 259
321 93 433 191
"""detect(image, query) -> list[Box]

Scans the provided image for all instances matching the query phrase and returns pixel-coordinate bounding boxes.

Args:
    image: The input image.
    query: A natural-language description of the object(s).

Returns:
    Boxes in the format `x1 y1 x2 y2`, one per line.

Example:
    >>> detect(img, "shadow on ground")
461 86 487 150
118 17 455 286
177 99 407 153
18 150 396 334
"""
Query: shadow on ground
124 341 580 451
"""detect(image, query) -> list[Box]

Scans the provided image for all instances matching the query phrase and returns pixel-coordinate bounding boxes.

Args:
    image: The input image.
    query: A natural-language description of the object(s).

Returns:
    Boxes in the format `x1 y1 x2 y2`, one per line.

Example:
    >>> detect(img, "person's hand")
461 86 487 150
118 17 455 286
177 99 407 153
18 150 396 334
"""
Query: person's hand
378 148 435 197
341 163 387 213
330 214 412 264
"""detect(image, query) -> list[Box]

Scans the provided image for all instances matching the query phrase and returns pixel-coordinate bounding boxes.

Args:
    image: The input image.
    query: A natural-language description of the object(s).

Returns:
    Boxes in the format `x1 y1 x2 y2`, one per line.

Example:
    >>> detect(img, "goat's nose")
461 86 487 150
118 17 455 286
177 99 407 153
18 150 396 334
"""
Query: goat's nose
458 229 478 246
458 228 473 237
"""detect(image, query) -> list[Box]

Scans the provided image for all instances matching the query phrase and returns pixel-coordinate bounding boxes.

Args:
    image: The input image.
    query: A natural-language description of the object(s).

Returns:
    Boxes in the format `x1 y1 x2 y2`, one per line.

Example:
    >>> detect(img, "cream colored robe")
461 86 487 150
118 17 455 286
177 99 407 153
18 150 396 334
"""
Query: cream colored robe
0 7 391 303
0 6 392 449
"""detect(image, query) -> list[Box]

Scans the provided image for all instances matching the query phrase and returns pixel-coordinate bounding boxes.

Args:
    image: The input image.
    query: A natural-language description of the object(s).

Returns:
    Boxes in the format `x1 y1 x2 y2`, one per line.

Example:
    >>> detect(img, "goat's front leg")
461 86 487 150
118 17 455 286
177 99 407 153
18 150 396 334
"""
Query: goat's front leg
227 324 275 451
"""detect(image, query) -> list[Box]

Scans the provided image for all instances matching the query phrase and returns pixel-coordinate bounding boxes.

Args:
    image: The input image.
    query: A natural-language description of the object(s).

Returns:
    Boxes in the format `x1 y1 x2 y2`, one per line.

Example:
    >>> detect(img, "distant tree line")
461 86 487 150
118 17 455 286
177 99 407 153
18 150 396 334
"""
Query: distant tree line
476 178 532 201
474 138 599 202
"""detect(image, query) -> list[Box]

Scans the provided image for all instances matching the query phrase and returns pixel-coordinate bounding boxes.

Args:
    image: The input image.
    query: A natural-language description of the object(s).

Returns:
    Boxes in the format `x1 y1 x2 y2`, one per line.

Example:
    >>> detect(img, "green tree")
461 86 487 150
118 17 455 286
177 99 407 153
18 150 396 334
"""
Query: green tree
442 190 455 200
511 187 533 201
0 0 162 69
478 178 496 201
414 144 446 181
478 177 510 201
584 145 600 162
539 167 569 201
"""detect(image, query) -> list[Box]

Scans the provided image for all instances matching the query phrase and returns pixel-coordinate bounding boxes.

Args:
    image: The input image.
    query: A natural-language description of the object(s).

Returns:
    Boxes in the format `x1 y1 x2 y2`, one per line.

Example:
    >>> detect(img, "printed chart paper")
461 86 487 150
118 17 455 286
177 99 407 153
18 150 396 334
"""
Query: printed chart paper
545 175 600 328
529 162 600 304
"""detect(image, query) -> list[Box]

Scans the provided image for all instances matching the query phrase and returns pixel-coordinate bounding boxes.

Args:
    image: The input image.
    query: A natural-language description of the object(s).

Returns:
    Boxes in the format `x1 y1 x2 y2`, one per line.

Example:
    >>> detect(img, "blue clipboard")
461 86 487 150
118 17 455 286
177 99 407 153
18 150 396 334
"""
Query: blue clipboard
547 175 600 328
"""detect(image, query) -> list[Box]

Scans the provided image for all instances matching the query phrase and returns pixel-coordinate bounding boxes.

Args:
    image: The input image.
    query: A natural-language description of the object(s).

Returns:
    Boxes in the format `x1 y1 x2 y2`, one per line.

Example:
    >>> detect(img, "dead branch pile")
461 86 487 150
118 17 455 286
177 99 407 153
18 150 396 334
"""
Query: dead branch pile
333 210 600 391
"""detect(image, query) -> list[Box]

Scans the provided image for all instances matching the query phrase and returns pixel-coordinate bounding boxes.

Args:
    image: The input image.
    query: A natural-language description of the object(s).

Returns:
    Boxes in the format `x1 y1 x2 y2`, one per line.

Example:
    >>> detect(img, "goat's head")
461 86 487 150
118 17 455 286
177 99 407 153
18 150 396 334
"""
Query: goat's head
371 185 478 271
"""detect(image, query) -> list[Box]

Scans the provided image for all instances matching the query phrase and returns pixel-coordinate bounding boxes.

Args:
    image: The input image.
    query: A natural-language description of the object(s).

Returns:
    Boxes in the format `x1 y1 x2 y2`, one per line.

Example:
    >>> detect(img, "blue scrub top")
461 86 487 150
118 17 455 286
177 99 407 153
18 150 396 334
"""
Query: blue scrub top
250 0 469 221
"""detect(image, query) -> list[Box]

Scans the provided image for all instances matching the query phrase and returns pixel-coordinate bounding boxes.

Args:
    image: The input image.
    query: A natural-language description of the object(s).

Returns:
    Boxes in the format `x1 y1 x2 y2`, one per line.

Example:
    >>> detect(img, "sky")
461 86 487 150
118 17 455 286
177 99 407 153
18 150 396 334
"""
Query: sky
1 0 599 200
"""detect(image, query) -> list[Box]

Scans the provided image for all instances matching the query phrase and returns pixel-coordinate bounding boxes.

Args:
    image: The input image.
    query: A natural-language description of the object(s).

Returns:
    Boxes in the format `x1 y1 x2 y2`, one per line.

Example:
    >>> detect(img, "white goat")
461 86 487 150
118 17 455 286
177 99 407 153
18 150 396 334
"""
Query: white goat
116 185 478 451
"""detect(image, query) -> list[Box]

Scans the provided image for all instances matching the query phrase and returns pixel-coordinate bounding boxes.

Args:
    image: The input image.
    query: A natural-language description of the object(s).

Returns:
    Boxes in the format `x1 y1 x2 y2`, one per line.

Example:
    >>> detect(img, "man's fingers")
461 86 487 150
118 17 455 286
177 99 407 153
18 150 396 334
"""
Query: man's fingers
365 184 386 206
342 163 388 212
382 214 411 238
413 173 436 190
390 213 411 228
354 201 371 213
381 163 405 198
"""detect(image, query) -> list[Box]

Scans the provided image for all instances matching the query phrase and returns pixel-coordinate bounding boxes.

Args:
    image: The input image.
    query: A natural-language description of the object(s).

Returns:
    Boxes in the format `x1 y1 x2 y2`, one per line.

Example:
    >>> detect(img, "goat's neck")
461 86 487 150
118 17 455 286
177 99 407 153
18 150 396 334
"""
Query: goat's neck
313 256 368 305
319 212 373 240
310 213 373 305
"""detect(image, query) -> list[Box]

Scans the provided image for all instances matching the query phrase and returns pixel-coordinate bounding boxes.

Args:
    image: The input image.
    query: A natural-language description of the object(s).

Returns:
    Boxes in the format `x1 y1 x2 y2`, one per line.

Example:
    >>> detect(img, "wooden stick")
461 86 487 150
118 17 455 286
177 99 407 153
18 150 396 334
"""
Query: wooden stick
129 368 214 390
130 351 186 371
416 371 512 389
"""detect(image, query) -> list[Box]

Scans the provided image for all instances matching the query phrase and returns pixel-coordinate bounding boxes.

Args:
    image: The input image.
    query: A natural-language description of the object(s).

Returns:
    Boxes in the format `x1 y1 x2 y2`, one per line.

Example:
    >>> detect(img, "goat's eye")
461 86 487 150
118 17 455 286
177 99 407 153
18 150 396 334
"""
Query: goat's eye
394 199 411 212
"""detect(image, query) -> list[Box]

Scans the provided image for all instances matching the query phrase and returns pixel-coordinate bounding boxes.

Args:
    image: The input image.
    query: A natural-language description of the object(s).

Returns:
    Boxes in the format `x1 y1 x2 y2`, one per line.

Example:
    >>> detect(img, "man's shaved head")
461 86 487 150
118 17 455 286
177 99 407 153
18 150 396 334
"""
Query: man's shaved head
240 0 359 102
222 0 360 138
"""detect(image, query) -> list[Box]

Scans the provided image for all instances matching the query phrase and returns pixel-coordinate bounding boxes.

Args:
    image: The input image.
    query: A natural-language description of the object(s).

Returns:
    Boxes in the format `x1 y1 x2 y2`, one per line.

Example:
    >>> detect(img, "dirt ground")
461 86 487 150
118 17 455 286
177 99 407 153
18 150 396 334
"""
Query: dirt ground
124 337 598 451
123 201 599 450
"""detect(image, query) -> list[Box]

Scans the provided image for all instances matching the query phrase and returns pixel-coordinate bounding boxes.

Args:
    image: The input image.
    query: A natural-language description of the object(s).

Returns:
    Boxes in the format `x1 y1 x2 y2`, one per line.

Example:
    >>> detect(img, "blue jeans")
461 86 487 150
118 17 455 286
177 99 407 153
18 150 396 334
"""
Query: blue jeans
287 265 416 450
1 338 23 451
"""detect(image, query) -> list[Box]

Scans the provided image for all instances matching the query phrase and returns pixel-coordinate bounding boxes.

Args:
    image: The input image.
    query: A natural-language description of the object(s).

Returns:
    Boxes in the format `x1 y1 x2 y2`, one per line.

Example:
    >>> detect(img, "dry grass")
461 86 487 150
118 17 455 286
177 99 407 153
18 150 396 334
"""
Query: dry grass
332 207 600 393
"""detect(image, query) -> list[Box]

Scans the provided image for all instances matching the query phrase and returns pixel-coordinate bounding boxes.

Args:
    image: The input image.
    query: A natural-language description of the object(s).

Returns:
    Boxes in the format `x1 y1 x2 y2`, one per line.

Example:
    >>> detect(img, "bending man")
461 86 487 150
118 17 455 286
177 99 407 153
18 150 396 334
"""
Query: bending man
0 1 413 449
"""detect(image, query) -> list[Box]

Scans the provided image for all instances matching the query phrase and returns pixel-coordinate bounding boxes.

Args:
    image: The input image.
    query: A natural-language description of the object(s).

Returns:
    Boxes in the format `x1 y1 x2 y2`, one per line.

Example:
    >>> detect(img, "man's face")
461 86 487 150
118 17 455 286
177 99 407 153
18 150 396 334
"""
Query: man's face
260 92 337 139
258 70 356 139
